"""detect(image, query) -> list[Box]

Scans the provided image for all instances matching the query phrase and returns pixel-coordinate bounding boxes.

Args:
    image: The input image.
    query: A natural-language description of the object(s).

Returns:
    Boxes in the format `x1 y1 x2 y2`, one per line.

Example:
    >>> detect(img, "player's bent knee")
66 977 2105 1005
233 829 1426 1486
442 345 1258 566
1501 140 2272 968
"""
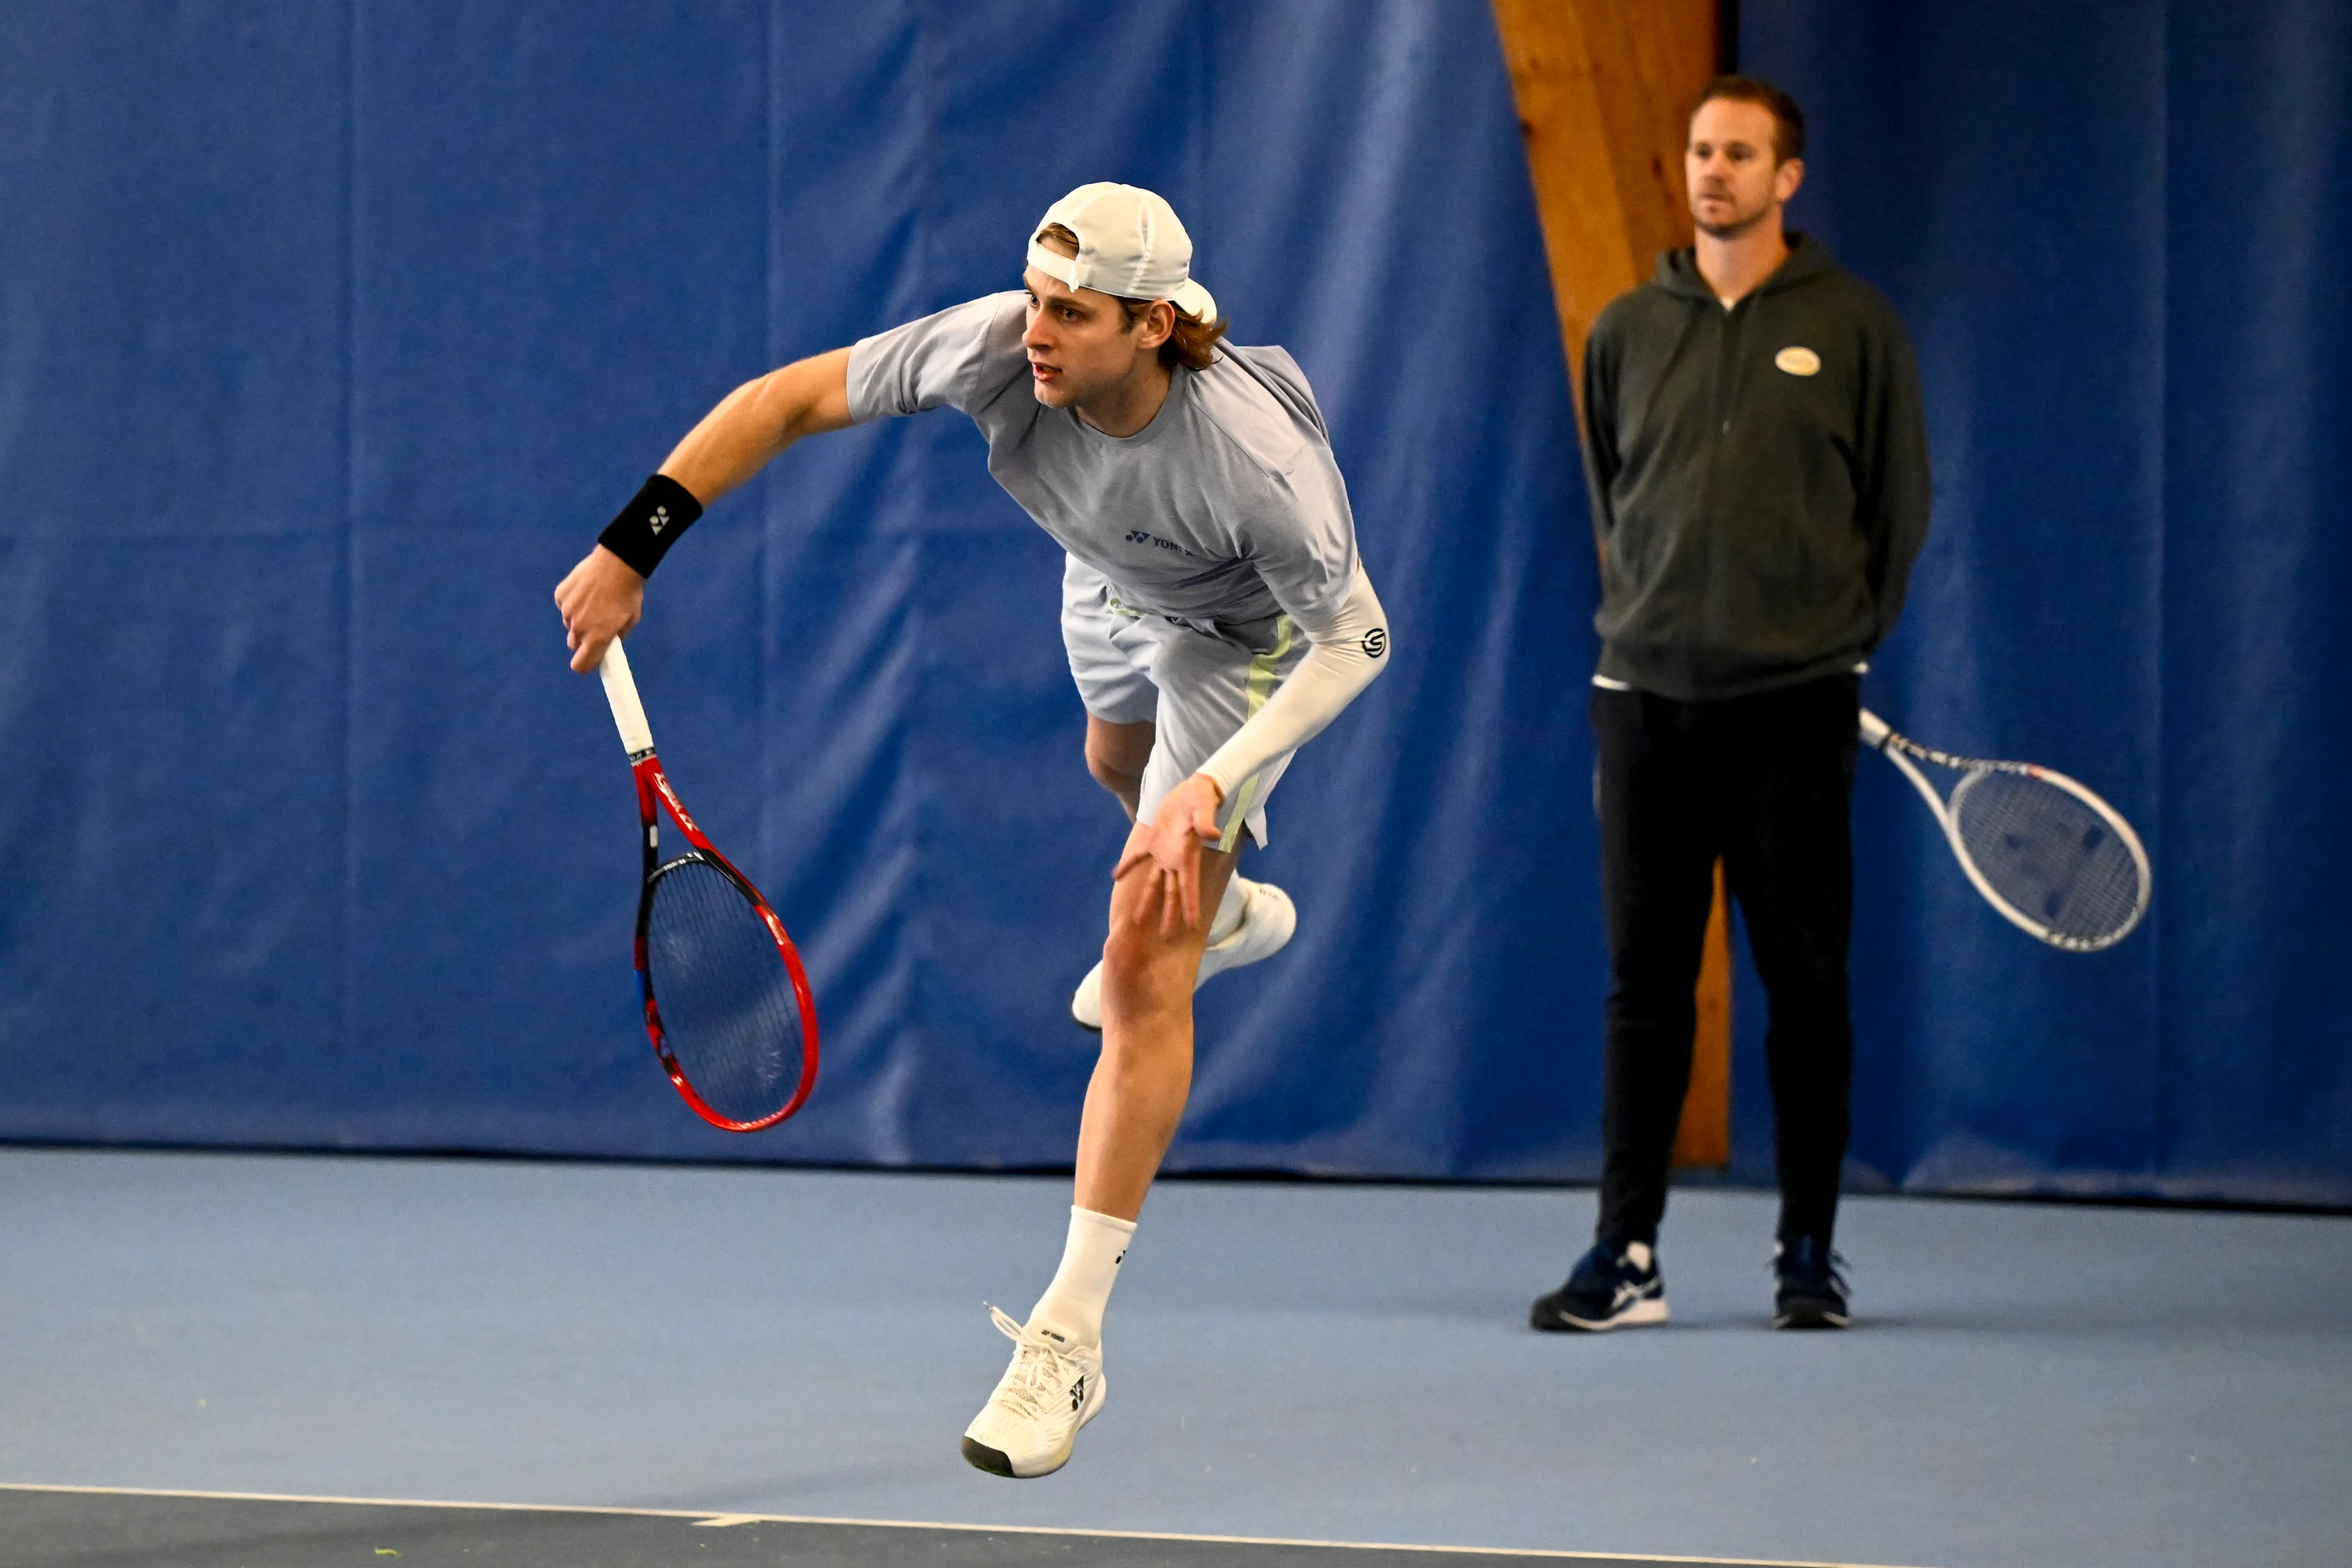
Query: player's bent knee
1084 748 1142 795
1099 924 1193 1017
1084 718 1154 793
1098 923 1156 986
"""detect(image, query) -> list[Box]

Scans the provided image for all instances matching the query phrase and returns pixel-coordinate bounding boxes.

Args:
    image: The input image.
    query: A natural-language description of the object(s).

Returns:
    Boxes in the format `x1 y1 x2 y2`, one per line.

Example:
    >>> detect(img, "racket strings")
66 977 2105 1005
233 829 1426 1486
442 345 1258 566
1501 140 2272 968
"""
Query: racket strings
1949 770 2144 943
645 856 804 1123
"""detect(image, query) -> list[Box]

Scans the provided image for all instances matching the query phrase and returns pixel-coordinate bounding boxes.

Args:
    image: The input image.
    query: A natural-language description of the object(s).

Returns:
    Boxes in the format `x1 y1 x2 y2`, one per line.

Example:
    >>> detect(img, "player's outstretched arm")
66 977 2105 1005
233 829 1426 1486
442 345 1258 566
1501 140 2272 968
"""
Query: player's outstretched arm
554 347 855 672
658 345 855 504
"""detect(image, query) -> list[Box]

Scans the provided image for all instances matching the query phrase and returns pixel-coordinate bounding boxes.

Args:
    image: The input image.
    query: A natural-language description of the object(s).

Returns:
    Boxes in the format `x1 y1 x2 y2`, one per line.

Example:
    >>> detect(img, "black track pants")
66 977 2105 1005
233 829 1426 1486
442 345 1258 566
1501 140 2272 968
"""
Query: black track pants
1590 674 1859 1252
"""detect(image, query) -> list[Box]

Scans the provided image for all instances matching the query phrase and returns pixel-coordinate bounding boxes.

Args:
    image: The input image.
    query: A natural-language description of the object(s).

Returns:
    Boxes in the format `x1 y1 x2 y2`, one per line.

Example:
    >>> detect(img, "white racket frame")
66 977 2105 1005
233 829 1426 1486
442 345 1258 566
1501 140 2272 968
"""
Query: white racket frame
1859 708 2152 952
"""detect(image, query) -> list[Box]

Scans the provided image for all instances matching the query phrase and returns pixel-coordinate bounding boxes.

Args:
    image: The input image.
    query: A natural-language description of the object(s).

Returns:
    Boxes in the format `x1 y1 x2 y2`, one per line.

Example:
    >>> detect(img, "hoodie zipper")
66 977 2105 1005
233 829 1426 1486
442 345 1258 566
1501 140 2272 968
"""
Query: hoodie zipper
1714 295 1751 437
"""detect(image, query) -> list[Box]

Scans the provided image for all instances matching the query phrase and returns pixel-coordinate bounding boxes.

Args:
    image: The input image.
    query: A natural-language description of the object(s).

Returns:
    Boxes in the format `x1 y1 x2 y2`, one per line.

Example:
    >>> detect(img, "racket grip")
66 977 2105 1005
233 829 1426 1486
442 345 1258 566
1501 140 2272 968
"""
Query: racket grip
598 639 655 758
1857 707 1892 749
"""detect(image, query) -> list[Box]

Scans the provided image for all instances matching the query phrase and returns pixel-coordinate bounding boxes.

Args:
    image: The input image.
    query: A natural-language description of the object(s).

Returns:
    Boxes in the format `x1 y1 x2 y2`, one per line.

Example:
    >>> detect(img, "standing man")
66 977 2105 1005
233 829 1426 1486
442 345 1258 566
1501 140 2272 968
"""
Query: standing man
1530 77 1929 1332
556 183 1390 1472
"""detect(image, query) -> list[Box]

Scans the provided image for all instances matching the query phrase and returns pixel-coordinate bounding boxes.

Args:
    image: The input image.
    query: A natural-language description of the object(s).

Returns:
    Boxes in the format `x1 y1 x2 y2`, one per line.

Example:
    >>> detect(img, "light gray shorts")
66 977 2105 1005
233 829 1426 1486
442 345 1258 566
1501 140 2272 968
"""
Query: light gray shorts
1060 555 1308 850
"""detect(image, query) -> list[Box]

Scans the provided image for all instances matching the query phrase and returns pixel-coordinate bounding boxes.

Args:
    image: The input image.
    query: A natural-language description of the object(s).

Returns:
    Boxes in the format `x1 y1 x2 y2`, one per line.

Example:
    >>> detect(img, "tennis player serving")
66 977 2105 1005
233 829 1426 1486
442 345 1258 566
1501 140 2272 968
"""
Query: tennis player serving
554 183 1390 1478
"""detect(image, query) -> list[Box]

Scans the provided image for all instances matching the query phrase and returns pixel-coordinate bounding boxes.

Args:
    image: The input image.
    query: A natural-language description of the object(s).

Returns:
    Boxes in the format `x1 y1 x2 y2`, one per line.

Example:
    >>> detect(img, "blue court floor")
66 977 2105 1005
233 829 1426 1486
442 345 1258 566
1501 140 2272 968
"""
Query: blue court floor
0 1148 2345 1568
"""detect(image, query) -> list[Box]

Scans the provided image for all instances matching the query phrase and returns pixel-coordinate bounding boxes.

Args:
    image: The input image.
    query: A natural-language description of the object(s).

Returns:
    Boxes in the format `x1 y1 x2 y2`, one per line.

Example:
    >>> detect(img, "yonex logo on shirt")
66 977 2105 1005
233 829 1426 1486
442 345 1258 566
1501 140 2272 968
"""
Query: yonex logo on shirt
1125 529 1196 558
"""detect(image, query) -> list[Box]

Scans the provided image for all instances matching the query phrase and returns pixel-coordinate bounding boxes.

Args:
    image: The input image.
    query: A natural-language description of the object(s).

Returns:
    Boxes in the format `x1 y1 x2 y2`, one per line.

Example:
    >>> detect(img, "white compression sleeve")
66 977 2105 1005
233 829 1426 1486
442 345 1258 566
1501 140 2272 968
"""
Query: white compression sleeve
1197 569 1391 799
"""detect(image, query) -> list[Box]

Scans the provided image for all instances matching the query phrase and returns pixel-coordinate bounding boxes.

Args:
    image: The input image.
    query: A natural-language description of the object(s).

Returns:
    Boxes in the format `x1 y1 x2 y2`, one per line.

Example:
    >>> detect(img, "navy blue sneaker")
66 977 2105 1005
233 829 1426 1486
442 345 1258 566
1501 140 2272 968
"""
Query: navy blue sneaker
1772 1237 1850 1329
1530 1242 1669 1332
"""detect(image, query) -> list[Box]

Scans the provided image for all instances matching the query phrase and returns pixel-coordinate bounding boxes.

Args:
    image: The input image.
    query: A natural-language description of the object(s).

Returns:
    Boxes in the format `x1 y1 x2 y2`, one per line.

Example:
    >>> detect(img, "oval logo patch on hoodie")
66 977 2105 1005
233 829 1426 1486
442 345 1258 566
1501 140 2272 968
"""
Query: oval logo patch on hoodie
1774 346 1822 377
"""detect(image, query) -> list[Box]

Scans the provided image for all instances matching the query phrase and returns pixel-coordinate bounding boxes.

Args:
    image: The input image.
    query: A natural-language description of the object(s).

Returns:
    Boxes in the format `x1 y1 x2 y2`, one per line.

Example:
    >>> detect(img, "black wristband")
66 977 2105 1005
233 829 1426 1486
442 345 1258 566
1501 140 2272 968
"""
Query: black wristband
595 473 704 578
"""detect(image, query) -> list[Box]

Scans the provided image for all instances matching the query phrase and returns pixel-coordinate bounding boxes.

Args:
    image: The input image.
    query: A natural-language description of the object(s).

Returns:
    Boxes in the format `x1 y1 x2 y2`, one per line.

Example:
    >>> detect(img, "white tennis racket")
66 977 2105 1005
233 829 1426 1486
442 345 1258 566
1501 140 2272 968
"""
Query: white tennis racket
1860 709 2150 952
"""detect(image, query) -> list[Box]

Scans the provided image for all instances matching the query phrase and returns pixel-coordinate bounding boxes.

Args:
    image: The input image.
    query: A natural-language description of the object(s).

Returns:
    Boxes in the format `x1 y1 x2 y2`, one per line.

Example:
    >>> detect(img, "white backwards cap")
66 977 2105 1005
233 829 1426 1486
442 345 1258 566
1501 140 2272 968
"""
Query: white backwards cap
1026 182 1218 322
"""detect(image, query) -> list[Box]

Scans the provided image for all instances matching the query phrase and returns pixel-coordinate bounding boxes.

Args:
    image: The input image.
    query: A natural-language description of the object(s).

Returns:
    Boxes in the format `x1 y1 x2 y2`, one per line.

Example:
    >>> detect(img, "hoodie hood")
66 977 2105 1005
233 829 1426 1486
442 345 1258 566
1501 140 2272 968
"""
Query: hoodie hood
1654 232 1839 302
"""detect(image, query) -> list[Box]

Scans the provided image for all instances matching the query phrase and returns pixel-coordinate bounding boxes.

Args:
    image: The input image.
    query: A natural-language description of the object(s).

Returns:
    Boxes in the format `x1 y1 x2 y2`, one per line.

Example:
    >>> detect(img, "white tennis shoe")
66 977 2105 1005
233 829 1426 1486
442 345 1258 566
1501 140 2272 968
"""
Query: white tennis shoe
960 1307 1106 1479
1068 876 1298 1030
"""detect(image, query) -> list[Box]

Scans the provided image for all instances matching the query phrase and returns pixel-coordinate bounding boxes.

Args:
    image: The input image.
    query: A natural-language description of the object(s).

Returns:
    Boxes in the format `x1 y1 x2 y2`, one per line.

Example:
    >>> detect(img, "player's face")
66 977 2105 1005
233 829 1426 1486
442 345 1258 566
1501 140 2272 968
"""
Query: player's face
1022 268 1161 409
1685 99 1803 239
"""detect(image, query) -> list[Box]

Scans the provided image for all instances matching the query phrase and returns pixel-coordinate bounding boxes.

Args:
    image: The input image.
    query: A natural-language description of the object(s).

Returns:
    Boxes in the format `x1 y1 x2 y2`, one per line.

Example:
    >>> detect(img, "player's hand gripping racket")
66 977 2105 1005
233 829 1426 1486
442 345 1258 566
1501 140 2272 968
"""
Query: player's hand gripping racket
1861 709 2151 952
598 639 818 1129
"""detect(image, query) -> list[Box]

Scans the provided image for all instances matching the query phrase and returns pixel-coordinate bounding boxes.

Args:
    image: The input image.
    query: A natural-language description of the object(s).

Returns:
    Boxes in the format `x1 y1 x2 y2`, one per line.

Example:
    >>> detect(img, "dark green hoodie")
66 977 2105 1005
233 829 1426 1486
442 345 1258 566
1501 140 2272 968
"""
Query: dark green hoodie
1581 235 1930 701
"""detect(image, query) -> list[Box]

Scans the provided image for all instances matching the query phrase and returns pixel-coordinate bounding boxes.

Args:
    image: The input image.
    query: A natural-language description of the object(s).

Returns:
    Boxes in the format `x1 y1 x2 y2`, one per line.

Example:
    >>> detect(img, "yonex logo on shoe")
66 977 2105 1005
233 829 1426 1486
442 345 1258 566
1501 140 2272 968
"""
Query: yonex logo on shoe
1069 1374 1087 1411
1362 627 1387 658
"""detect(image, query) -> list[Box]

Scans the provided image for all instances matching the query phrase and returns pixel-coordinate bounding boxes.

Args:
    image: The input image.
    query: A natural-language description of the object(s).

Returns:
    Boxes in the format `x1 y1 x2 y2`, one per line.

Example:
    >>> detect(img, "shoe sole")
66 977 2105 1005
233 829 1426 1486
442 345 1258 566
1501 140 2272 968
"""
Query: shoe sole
960 1436 1019 1477
962 1434 1064 1477
1773 1306 1850 1329
1533 1297 1670 1332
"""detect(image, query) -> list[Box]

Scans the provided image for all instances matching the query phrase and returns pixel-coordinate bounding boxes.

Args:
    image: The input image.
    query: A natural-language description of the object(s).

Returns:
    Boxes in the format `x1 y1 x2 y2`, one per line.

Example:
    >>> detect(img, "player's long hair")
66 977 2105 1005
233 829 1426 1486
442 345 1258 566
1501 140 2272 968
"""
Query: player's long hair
1121 296 1227 372
1035 223 1230 371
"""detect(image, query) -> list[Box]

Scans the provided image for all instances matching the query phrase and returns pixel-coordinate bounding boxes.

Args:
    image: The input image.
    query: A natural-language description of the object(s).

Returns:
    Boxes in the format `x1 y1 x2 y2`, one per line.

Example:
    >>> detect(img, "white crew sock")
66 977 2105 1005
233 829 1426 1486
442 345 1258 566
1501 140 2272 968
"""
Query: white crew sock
1207 874 1250 944
1027 1206 1136 1348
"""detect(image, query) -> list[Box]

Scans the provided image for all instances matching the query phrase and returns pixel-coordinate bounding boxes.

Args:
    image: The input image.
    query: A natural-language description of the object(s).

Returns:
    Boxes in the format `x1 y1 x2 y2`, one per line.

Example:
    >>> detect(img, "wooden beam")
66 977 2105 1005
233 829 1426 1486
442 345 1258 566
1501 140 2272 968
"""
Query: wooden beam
1672 862 1733 1166
1490 0 1714 380
1490 0 1732 1170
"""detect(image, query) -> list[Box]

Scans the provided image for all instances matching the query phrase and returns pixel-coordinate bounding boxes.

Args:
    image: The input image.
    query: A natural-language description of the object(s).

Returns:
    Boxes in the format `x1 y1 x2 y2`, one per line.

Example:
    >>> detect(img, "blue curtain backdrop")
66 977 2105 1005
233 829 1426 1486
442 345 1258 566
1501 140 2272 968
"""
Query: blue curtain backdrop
0 1 2344 1205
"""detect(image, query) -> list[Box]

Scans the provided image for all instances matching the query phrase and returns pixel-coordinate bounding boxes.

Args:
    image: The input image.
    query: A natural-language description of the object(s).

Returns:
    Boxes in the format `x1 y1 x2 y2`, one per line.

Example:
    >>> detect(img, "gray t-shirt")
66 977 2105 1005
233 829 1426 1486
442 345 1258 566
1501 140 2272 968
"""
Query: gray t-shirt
846 292 1360 644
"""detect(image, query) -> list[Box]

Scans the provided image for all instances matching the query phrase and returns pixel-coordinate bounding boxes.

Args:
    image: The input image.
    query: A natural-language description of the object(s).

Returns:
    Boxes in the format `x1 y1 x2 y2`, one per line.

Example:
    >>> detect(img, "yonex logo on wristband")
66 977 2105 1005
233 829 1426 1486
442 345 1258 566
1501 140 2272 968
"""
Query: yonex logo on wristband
1362 627 1388 658
597 475 701 578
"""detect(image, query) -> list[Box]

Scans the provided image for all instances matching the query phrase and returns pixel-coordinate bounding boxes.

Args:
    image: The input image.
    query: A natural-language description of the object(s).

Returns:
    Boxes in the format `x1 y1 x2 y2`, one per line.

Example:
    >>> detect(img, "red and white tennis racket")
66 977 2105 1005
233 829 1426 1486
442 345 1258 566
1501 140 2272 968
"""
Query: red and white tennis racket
1861 708 2150 952
598 639 818 1130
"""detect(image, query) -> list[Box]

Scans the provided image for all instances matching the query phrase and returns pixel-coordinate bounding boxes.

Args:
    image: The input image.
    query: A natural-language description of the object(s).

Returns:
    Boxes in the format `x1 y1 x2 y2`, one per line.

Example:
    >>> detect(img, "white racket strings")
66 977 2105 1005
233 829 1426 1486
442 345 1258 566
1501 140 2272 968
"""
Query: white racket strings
1948 770 2145 946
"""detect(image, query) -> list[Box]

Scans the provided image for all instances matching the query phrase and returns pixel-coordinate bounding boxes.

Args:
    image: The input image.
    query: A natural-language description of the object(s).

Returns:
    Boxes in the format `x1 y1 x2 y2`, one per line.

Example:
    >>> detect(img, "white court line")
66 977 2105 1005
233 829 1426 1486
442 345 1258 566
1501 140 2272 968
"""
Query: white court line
0 1482 1940 1568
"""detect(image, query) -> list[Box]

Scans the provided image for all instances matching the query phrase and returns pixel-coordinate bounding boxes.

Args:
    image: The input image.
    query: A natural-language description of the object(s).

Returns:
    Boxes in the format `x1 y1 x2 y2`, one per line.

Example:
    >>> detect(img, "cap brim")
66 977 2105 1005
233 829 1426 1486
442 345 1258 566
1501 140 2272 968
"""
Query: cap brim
1025 239 1082 291
1171 277 1217 322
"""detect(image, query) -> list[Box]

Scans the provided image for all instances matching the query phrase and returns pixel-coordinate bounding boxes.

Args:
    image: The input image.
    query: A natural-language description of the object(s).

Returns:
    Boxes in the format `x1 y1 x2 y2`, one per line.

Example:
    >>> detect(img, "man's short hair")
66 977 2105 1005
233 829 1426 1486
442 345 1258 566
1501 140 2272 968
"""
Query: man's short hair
1690 74 1806 164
